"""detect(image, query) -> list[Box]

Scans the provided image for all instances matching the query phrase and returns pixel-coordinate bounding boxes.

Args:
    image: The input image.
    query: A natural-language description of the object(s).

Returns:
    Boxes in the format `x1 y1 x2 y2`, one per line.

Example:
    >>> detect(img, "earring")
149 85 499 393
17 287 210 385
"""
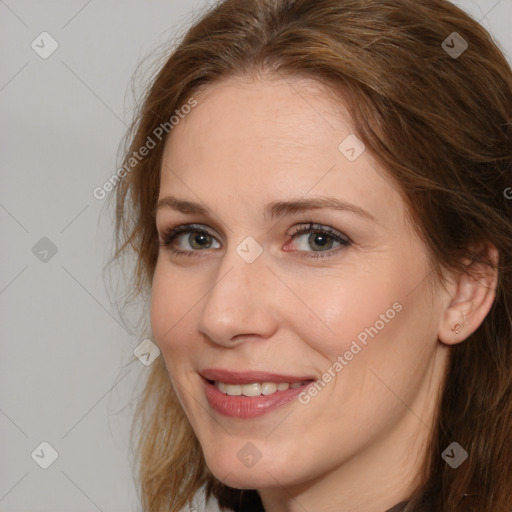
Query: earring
451 312 466 335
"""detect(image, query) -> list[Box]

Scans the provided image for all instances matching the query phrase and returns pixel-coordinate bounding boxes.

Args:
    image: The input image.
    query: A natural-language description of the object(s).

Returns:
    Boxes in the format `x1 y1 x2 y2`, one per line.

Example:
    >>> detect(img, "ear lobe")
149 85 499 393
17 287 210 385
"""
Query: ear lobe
438 244 499 346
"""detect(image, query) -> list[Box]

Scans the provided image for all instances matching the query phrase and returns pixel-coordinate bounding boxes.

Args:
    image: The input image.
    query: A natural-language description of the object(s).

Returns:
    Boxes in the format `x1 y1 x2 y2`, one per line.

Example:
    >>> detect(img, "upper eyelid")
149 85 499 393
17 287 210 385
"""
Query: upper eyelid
158 223 351 262
159 222 350 244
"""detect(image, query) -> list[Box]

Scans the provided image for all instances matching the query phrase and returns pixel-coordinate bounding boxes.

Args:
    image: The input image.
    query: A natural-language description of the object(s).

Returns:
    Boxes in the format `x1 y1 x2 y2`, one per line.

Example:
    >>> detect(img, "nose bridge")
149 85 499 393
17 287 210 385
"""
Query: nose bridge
197 239 277 344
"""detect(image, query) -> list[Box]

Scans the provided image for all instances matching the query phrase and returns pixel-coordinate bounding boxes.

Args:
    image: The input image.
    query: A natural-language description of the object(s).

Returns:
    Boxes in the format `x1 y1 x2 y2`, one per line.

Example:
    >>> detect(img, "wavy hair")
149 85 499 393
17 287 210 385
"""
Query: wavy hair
111 0 512 510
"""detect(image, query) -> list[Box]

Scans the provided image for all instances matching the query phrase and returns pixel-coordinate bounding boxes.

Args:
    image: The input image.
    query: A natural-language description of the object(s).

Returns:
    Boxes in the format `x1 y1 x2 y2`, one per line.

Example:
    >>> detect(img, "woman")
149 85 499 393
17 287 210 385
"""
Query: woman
111 0 512 510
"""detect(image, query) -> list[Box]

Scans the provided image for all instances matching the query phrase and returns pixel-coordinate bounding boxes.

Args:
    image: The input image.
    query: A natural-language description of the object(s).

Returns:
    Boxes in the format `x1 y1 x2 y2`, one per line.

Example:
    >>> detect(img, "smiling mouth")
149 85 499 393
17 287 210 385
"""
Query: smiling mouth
201 373 317 418
206 379 314 396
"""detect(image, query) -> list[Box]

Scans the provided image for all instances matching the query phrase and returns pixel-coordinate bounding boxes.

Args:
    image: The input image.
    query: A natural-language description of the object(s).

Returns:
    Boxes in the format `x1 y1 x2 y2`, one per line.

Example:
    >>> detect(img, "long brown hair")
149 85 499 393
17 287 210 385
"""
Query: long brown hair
110 0 512 510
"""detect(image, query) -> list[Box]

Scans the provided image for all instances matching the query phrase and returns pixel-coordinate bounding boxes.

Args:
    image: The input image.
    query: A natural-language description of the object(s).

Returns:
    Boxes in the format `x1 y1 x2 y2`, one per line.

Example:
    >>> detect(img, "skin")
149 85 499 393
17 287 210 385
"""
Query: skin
150 74 497 512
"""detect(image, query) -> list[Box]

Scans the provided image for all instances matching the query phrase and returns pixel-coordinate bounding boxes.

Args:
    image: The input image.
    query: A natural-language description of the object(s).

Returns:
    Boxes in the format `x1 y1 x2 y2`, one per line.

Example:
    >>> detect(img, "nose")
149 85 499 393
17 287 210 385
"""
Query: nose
197 242 279 348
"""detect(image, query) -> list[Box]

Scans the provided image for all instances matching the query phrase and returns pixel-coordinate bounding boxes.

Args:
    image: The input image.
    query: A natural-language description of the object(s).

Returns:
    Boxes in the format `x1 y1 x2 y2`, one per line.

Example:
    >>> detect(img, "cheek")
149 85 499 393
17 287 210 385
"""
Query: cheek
316 274 440 418
295 253 438 392
150 263 196 356
150 265 172 345
292 269 405 361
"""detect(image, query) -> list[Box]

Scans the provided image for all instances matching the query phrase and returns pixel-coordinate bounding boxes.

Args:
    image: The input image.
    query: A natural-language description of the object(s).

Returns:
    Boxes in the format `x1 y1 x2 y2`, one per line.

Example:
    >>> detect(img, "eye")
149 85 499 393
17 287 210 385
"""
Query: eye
158 221 351 260
159 224 220 258
284 222 351 260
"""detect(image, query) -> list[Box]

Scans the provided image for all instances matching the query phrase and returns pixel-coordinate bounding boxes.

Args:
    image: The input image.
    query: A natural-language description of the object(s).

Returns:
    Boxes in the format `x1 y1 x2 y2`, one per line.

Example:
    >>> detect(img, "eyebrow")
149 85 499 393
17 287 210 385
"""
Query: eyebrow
156 195 375 221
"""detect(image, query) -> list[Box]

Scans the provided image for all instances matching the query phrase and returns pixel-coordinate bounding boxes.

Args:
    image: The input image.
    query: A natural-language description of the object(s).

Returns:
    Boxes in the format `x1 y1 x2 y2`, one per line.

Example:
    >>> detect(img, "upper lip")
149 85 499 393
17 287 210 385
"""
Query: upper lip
200 368 315 385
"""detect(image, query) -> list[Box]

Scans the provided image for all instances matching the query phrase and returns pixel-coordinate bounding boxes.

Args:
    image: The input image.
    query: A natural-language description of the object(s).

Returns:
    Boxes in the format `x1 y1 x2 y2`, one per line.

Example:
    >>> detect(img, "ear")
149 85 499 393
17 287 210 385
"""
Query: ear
438 243 499 346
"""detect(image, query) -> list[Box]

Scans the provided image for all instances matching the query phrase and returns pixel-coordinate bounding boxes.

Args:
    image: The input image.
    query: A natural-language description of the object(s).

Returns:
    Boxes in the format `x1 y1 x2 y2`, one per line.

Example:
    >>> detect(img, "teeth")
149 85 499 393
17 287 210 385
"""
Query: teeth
241 383 261 397
214 380 308 396
261 382 277 395
224 383 241 396
216 382 229 394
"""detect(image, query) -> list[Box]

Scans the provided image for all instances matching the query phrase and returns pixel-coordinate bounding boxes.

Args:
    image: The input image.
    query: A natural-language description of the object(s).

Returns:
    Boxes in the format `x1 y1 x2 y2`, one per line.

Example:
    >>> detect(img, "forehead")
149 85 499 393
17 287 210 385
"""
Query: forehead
163 74 352 165
159 75 403 225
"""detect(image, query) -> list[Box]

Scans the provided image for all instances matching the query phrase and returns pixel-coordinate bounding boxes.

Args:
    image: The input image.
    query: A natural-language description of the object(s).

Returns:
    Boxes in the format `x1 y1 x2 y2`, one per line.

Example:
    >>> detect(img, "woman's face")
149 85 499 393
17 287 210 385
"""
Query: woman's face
151 75 451 508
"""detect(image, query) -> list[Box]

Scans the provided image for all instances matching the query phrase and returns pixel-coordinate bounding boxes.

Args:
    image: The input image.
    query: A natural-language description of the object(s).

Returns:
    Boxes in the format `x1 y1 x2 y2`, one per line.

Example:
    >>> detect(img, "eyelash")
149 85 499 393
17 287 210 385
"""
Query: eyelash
158 221 351 260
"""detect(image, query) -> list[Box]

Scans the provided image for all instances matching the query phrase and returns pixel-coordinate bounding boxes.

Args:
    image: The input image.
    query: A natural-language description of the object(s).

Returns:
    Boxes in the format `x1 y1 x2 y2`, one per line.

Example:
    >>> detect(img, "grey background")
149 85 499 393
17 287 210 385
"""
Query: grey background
1 1 511 511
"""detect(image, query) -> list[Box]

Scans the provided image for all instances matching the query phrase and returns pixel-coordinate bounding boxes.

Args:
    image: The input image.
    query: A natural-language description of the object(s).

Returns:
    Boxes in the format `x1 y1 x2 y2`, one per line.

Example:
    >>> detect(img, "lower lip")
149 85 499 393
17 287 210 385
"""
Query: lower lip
202 377 314 418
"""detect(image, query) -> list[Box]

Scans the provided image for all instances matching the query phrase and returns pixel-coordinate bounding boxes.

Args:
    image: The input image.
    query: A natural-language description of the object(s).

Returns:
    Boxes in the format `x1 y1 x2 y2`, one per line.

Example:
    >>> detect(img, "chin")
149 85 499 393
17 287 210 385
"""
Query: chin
210 468 277 490
203 451 283 489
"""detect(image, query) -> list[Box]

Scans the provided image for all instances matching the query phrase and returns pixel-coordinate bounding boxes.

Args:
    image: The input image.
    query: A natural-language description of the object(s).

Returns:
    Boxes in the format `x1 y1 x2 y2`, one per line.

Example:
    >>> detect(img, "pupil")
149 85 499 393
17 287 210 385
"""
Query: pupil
310 233 331 250
191 232 211 249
